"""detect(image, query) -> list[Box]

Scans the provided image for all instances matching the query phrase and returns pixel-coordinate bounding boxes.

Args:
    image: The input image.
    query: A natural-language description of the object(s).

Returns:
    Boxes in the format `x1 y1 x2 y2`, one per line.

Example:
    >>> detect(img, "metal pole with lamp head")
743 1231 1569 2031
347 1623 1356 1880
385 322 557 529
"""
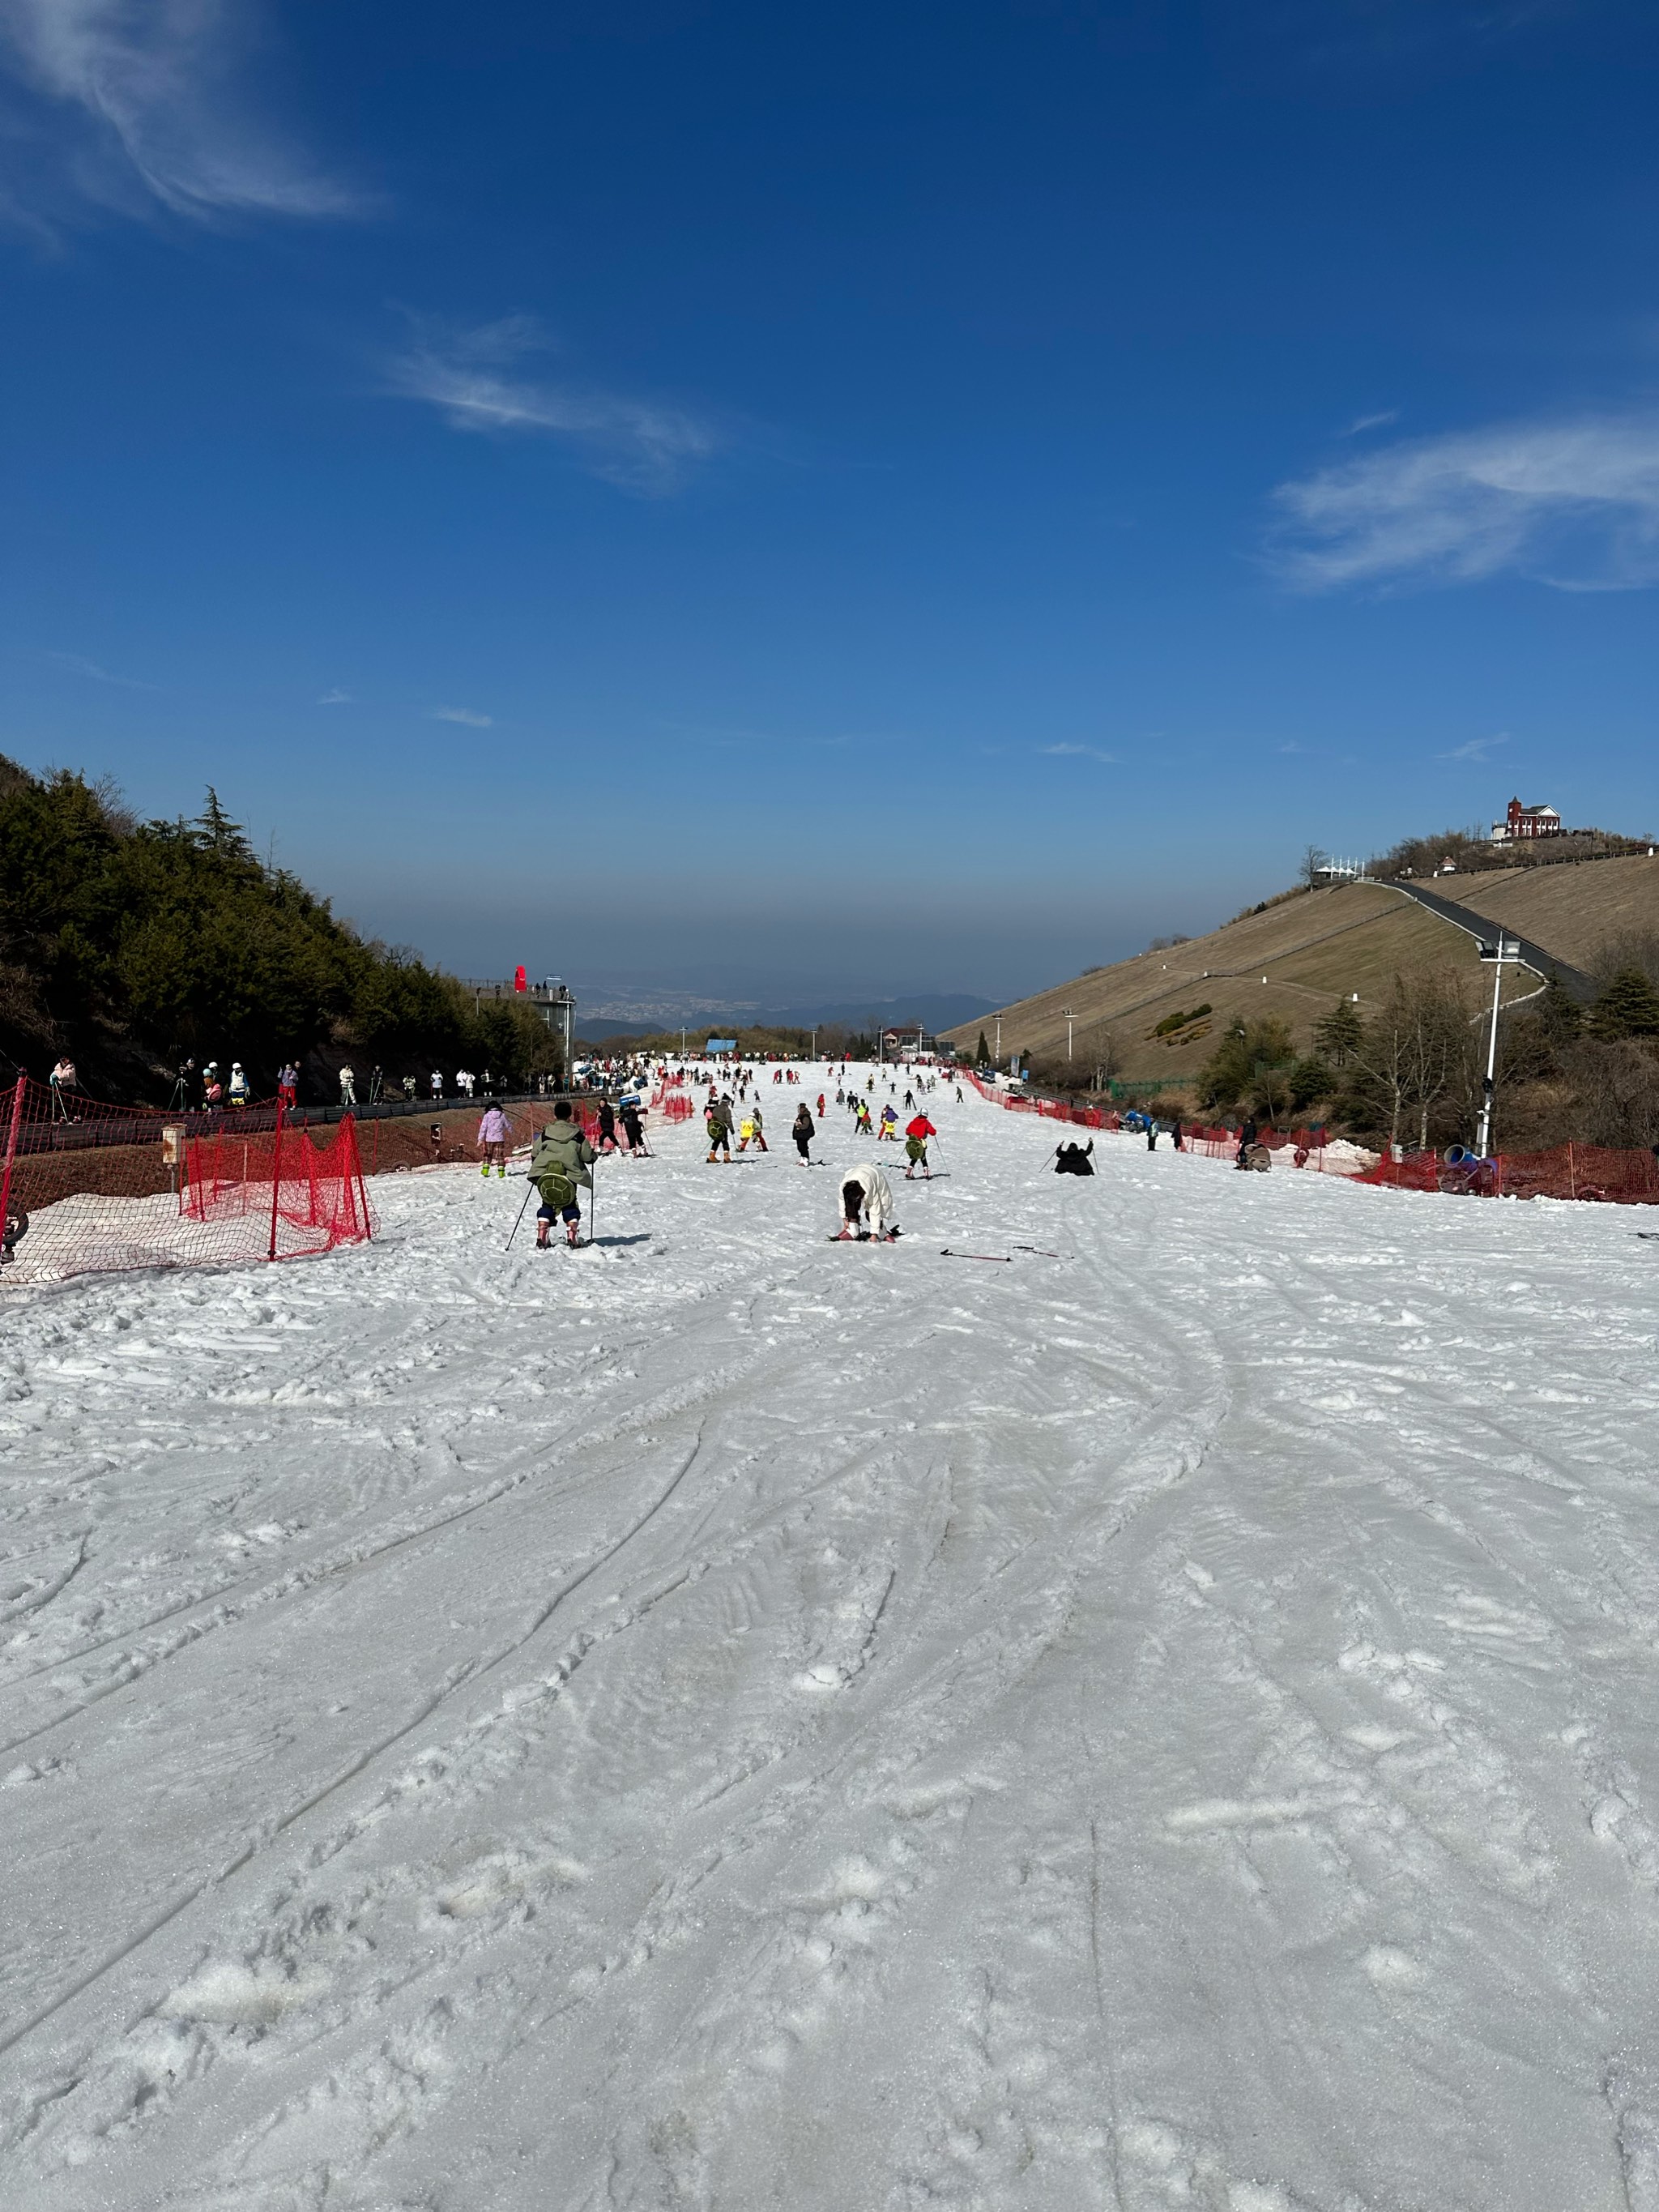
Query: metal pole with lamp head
1476 935 1522 1158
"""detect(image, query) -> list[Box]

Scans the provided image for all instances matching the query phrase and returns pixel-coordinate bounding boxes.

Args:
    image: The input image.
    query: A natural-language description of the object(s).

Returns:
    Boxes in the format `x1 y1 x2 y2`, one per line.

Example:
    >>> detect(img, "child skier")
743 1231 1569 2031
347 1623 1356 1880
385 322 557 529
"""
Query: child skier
903 1111 936 1179
878 1103 898 1141
529 1100 596 1248
477 1100 511 1177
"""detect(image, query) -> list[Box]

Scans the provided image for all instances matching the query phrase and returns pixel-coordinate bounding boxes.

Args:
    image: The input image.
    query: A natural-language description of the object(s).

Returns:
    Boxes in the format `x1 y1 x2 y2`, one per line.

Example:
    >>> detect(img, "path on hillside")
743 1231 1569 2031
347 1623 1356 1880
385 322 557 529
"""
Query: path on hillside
1384 878 1598 998
3 1081 1659 2210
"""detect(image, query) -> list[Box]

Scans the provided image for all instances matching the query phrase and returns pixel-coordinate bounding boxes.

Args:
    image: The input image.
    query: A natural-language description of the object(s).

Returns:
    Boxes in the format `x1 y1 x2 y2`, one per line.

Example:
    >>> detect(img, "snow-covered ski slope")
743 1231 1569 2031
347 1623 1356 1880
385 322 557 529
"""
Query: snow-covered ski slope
5 1068 1659 2210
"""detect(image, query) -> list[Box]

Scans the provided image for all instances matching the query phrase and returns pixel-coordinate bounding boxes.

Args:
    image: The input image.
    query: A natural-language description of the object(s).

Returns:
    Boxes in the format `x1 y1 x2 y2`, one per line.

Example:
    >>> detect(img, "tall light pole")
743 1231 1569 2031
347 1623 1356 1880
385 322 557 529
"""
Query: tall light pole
1061 1006 1075 1061
993 1013 1002 1066
1476 934 1523 1157
809 1027 817 1063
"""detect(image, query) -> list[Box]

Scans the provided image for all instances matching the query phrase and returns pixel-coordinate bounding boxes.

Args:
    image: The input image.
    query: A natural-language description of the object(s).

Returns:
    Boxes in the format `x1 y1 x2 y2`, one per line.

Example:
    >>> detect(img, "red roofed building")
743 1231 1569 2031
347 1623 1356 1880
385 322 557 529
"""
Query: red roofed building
1491 796 1563 843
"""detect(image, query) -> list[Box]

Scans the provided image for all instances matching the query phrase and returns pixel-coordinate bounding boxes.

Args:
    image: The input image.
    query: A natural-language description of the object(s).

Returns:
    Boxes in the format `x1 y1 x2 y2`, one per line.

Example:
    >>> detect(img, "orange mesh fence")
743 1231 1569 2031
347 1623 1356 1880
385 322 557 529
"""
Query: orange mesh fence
183 1113 373 1257
1357 1142 1659 1203
1356 1150 1444 1193
1496 1144 1659 1204
0 1075 375 1287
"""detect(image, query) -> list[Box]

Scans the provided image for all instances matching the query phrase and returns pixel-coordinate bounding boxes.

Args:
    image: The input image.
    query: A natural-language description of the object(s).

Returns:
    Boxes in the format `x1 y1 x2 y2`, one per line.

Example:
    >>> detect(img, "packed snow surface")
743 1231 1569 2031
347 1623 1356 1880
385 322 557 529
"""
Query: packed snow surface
4 1070 1659 2210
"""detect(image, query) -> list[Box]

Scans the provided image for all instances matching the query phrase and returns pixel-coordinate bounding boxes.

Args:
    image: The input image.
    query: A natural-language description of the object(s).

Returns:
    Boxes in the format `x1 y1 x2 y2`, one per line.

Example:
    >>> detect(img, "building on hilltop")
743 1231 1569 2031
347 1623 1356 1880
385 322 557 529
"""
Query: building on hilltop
1491 796 1563 843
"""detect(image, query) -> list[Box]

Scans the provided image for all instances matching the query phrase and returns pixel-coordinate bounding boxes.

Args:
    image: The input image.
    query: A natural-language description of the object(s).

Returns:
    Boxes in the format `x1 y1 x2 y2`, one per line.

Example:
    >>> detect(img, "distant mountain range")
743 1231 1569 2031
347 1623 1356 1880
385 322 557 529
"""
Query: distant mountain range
574 991 999 1042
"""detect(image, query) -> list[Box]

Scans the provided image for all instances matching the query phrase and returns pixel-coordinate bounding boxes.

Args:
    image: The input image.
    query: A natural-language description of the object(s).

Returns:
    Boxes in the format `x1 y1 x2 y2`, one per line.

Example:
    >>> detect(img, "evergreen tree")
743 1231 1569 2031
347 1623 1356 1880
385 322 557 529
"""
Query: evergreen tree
1536 971 1583 1046
1589 967 1659 1040
1312 997 1364 1067
975 1029 991 1066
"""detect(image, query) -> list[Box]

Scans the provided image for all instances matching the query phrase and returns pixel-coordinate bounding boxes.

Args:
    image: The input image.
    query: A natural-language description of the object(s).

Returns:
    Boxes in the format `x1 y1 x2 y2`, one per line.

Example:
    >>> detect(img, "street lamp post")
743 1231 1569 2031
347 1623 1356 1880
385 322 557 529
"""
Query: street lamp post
1061 1007 1075 1061
1476 934 1524 1157
993 1014 1002 1066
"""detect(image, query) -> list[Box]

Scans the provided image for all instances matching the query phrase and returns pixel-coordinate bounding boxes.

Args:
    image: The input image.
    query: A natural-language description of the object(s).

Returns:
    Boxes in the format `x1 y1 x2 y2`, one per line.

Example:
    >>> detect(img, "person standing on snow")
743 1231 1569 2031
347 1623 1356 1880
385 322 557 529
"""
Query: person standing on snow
834 1162 899 1241
706 1094 733 1163
477 1100 511 1178
792 1103 816 1164
620 1099 647 1155
529 1100 596 1249
228 1062 250 1108
595 1100 617 1153
878 1103 898 1141
903 1110 936 1179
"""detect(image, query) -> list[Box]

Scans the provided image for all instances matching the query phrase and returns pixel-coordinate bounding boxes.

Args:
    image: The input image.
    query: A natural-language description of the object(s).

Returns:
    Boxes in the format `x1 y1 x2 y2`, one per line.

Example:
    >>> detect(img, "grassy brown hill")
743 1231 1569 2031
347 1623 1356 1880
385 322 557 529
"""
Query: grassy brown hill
940 879 1541 1081
1426 854 1659 971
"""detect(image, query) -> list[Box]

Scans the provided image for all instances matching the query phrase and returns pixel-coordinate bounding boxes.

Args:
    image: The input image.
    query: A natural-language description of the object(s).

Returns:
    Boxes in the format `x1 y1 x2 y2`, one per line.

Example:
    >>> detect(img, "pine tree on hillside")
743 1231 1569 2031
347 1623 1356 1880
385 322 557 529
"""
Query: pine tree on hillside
975 1029 991 1066
194 788 254 863
1589 967 1659 1040
1312 997 1363 1067
1537 971 1583 1044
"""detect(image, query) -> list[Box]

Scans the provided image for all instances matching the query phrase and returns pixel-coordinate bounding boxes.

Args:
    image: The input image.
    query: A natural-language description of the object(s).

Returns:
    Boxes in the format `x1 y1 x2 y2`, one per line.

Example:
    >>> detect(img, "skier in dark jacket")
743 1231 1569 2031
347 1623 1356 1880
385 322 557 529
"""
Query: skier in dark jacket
793 1104 816 1164
529 1101 596 1248
1055 1140 1094 1176
1235 1117 1258 1169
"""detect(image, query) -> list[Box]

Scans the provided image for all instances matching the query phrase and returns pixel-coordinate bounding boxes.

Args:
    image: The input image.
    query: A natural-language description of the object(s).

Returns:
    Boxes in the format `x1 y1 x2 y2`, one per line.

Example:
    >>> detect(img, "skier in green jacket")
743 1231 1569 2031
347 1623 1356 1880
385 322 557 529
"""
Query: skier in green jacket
530 1100 596 1249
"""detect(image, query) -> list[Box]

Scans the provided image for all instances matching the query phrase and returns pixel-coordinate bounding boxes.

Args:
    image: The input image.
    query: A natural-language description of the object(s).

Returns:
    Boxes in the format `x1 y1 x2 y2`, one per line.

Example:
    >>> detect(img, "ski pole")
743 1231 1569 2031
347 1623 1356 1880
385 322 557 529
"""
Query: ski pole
587 1155 597 1247
505 1179 535 1252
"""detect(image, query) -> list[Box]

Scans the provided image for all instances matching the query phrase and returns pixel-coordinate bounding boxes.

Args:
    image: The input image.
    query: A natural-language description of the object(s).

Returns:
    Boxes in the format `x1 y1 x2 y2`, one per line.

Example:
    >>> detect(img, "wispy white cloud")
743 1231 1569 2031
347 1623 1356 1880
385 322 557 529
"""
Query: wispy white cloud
1342 408 1399 436
1439 732 1509 762
316 687 352 706
433 705 493 728
45 648 158 690
0 0 361 226
1039 742 1119 764
1271 413 1659 591
386 315 721 495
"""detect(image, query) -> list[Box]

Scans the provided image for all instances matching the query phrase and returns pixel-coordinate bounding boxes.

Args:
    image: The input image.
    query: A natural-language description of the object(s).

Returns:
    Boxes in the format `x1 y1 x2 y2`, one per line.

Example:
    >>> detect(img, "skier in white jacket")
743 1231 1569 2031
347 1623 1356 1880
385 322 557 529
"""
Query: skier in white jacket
834 1162 899 1241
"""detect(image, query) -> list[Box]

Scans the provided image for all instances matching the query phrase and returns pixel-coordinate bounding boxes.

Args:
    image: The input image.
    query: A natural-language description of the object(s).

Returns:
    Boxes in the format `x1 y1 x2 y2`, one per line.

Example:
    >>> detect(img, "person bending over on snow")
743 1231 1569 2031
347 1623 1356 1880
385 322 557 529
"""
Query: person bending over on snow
878 1103 898 1140
1054 1140 1094 1176
530 1100 596 1249
477 1101 511 1177
903 1112 936 1178
835 1162 899 1241
793 1104 816 1164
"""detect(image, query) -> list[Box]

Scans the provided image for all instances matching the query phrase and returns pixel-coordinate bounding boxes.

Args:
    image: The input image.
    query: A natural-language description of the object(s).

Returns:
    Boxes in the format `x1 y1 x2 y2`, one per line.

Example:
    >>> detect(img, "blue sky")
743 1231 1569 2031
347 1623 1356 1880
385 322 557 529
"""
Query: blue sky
3 0 1657 1006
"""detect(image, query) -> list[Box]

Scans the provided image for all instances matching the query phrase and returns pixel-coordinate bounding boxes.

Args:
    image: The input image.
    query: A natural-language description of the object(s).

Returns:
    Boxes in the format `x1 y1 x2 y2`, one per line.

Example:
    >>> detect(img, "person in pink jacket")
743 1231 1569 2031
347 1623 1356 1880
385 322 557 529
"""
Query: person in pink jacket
477 1102 511 1179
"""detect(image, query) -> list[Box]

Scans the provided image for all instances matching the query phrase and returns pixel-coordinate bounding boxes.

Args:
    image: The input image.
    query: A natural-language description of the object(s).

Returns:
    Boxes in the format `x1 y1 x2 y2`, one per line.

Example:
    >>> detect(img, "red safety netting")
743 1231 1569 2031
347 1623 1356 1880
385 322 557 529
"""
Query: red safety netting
0 1074 376 1287
1358 1142 1659 1204
182 1112 373 1256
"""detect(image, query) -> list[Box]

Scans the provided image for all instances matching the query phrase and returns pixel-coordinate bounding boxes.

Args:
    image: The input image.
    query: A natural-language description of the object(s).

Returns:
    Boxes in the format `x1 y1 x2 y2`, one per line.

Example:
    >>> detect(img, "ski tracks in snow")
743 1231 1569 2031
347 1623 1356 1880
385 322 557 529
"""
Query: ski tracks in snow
4 1087 1659 2207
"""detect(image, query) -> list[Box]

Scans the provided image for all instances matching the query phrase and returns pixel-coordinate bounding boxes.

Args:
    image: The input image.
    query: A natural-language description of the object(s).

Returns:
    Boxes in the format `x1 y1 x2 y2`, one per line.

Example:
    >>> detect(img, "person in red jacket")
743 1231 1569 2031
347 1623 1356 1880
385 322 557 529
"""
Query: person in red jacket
903 1112 936 1179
